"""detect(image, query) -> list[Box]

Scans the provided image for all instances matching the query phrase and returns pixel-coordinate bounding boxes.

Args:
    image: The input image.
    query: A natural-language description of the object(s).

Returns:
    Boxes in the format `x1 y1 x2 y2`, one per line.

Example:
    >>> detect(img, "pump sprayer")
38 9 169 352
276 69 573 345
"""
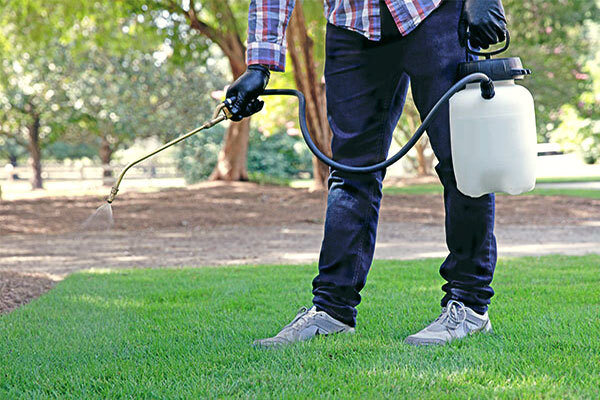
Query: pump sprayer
105 32 536 204
450 32 537 197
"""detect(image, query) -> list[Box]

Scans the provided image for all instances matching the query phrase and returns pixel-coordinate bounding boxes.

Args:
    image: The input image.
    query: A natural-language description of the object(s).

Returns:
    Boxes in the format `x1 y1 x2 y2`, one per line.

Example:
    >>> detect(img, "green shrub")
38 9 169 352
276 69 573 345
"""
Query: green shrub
176 125 225 183
550 104 600 165
177 126 313 184
247 128 312 181
44 141 97 161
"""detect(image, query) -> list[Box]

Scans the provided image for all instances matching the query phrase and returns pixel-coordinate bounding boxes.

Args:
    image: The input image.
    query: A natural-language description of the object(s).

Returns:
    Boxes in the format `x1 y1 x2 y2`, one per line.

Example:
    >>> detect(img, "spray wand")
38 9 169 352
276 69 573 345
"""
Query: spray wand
105 73 494 204
106 103 231 203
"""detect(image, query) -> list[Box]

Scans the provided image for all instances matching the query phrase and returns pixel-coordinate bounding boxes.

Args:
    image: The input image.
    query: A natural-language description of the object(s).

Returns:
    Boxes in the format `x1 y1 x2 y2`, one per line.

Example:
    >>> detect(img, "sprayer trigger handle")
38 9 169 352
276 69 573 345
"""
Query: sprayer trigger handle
466 30 510 60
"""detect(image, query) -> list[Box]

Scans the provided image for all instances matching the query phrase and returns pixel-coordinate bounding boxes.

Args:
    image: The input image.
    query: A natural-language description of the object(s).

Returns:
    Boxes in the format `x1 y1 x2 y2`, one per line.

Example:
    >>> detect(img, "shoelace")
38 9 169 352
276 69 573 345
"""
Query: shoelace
435 300 467 329
281 306 326 333
291 307 319 331
279 307 311 332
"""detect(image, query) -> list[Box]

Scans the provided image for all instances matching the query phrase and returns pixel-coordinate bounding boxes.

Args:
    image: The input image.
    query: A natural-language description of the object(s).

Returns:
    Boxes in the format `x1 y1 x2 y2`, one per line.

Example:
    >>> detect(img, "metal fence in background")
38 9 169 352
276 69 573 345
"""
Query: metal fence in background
1 163 181 182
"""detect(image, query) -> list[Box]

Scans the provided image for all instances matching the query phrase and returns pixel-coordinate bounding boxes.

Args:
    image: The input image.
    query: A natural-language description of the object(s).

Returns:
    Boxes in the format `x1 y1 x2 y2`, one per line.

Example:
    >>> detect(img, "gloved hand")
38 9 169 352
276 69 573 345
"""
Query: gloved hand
224 64 270 121
458 0 507 50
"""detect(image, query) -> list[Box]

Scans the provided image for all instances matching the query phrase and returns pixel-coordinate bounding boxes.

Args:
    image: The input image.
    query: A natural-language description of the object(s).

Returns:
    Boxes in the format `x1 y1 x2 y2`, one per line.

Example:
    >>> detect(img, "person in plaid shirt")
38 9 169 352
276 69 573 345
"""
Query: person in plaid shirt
226 0 507 347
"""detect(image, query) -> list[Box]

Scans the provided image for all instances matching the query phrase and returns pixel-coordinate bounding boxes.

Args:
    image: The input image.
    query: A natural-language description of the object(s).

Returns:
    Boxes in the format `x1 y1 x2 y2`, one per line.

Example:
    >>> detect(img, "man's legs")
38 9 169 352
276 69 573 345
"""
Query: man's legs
402 0 497 313
312 21 409 327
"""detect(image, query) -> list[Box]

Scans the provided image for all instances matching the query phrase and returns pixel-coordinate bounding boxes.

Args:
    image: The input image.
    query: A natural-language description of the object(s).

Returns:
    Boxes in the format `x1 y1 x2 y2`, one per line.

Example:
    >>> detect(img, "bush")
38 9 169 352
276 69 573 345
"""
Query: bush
247 128 312 181
176 125 225 183
176 126 313 184
44 141 97 161
550 104 600 165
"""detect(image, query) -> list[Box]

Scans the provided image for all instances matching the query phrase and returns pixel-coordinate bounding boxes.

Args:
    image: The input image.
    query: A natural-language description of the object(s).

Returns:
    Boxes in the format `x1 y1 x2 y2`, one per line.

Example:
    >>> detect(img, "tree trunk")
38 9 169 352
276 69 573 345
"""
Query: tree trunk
414 137 432 176
27 114 43 190
99 135 114 186
209 117 250 181
408 111 433 177
287 3 332 191
395 92 434 177
209 48 251 181
183 2 250 181
209 49 249 182
184 1 251 182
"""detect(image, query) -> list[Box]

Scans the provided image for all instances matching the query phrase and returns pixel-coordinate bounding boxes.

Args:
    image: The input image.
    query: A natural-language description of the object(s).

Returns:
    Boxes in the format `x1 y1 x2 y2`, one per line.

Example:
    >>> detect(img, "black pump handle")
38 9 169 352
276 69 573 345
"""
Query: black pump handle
466 30 510 60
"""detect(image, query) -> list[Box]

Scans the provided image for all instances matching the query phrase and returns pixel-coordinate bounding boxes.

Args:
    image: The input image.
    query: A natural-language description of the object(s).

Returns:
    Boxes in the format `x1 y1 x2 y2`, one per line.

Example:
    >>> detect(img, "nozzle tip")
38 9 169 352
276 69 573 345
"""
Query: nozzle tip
106 187 119 204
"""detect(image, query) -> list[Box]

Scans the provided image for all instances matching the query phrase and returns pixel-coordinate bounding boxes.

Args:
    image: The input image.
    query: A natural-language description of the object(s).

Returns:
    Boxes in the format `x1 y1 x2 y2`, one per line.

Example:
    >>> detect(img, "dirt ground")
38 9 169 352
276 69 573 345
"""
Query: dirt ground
2 181 600 313
0 271 57 314
2 181 599 236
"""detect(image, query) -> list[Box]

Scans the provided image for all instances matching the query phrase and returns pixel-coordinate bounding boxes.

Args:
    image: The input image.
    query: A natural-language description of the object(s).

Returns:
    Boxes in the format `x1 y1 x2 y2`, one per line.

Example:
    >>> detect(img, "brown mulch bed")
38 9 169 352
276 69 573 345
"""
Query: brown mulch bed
0 271 57 314
1 181 599 236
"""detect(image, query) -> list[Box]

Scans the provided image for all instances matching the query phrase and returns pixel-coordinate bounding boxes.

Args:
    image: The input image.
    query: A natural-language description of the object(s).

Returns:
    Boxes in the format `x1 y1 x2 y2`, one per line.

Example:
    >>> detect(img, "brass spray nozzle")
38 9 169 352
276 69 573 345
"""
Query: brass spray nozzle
107 187 119 204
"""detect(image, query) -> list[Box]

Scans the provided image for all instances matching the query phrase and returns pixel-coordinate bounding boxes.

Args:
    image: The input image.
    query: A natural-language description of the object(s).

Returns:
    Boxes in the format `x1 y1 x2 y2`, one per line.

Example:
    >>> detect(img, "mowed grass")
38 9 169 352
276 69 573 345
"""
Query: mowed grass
535 176 600 184
384 183 600 199
1 256 599 399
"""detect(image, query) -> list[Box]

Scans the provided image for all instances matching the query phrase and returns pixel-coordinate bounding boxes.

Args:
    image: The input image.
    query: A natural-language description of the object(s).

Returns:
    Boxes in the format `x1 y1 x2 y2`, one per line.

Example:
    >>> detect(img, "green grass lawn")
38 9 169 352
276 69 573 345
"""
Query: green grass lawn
384 183 445 195
536 176 600 184
1 256 599 398
384 183 600 199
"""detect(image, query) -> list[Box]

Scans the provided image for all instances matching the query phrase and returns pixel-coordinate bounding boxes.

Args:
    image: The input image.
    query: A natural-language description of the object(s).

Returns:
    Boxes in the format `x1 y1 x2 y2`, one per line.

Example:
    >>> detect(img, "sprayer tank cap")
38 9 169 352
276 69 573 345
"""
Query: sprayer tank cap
457 57 531 82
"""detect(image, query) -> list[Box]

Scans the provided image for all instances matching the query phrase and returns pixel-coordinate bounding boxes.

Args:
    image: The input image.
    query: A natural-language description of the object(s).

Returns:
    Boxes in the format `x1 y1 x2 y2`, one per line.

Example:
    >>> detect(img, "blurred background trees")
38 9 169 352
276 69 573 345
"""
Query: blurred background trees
0 40 72 189
504 0 600 159
1 0 599 191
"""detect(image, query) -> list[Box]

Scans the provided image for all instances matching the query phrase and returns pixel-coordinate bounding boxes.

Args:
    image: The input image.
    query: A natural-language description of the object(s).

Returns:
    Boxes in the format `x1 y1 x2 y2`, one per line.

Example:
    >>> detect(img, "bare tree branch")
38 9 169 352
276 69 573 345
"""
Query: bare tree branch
181 0 225 46
220 0 241 39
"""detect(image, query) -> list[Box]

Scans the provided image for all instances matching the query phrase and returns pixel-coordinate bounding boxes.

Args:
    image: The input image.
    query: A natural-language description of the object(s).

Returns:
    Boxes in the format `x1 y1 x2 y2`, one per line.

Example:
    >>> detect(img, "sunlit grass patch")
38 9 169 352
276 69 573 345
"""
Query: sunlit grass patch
384 183 600 198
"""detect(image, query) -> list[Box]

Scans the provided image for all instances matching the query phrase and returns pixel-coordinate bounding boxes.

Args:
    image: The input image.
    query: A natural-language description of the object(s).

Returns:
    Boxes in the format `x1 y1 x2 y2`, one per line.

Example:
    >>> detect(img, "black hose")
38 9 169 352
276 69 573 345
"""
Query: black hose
260 72 493 174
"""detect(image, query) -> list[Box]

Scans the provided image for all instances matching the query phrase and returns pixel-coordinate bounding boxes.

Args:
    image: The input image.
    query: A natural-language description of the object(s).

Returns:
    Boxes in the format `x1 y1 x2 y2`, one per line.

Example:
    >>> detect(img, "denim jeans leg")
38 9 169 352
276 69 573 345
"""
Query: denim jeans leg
312 23 409 327
437 166 497 313
402 0 497 313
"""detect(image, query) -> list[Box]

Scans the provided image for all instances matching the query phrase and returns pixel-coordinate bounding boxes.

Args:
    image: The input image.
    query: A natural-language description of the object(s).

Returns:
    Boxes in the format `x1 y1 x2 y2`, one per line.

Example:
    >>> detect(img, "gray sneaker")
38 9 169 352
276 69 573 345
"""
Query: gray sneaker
404 300 492 346
253 306 355 348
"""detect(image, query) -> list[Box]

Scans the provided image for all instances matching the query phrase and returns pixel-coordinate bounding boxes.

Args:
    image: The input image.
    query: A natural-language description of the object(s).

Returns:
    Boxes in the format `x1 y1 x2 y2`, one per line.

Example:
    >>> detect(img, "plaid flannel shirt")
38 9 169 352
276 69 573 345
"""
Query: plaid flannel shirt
247 0 443 72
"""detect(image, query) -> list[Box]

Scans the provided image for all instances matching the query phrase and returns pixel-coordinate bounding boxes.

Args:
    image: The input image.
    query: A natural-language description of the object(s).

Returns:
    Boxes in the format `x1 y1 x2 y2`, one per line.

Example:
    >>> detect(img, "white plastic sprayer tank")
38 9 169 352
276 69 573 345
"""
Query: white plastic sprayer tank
450 80 537 197
449 36 537 198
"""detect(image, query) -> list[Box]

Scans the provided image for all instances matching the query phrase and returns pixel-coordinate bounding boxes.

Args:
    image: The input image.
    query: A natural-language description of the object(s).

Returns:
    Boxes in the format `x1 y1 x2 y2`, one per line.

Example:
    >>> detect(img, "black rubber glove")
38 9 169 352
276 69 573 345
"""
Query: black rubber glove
458 0 507 50
224 64 270 121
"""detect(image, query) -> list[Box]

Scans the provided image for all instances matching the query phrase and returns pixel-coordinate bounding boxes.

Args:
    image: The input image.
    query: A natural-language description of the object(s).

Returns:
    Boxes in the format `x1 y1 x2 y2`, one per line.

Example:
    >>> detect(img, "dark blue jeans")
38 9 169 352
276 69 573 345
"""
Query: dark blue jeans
312 0 497 327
